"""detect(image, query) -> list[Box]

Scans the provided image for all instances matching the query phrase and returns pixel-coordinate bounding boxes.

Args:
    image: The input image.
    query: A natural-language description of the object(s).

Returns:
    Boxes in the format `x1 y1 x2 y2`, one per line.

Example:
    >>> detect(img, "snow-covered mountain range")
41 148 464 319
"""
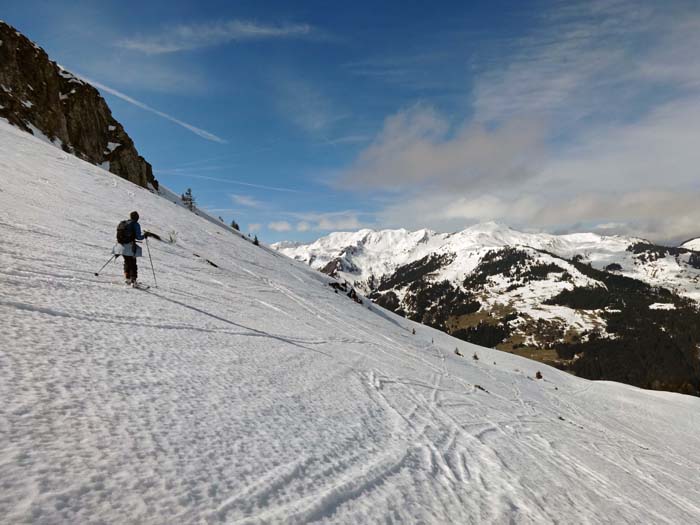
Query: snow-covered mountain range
274 225 700 394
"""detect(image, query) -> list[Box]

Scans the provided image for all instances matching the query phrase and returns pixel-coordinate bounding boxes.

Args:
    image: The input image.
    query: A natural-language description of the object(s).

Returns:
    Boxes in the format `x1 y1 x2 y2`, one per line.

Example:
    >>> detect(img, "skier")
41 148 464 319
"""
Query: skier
113 211 151 286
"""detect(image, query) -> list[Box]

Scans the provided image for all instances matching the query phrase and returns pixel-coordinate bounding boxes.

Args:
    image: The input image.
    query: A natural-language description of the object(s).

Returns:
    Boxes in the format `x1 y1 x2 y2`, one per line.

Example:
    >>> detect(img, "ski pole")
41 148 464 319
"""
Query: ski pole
94 254 116 276
145 237 157 288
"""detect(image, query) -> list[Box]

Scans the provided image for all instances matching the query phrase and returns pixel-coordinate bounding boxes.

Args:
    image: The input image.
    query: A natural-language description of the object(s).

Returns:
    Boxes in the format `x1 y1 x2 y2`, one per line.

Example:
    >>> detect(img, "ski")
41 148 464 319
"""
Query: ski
117 281 151 290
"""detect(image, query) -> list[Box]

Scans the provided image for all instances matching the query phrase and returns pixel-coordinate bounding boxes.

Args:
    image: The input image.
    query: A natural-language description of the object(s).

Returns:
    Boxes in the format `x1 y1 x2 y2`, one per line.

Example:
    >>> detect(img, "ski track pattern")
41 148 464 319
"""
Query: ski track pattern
2 121 700 524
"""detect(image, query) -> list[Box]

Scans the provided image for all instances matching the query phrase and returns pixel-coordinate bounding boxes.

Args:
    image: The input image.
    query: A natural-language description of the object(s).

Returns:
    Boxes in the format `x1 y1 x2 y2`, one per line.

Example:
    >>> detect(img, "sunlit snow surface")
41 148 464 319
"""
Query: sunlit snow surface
1 120 700 524
682 238 700 251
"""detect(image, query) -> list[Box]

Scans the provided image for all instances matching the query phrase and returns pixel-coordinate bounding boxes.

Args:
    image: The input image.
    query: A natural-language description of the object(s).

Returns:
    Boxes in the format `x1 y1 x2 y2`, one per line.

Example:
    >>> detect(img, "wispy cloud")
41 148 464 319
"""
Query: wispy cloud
76 57 208 95
322 134 371 146
202 207 237 214
342 52 451 91
367 98 700 242
283 210 365 232
342 1 700 243
80 75 226 143
268 221 293 232
469 1 672 127
118 20 317 54
272 73 347 135
231 194 264 208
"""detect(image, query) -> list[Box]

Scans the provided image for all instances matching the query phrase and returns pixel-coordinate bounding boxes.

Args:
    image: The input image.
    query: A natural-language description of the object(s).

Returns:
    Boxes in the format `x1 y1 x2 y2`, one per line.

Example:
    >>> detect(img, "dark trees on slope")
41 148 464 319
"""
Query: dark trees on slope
181 188 195 211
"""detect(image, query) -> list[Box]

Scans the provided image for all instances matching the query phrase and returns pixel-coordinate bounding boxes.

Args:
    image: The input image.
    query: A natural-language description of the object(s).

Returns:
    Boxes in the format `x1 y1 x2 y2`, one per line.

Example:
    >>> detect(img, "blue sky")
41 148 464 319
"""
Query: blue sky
5 0 700 243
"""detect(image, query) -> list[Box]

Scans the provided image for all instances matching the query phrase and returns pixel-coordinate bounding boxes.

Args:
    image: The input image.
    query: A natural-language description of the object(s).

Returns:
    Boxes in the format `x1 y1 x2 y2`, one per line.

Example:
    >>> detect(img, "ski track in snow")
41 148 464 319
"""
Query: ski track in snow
2 120 700 524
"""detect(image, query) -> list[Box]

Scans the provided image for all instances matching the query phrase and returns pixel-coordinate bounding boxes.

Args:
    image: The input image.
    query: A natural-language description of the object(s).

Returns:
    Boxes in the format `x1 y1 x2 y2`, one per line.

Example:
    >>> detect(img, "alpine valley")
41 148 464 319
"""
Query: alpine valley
274 224 700 395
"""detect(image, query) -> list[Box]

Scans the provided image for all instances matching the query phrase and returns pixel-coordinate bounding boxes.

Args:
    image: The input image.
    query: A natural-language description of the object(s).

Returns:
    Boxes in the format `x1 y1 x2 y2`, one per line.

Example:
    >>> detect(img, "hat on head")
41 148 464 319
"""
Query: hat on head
130 211 139 221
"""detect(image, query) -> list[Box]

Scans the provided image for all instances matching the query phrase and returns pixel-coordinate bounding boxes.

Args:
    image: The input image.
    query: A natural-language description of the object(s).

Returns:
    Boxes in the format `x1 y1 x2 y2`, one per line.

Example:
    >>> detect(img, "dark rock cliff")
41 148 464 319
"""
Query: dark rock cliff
0 20 157 189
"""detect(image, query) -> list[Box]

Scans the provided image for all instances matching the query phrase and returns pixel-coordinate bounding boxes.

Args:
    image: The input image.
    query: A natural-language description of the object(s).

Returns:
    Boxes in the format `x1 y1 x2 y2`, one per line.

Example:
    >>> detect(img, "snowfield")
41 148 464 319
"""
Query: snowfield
682 238 700 251
2 119 700 524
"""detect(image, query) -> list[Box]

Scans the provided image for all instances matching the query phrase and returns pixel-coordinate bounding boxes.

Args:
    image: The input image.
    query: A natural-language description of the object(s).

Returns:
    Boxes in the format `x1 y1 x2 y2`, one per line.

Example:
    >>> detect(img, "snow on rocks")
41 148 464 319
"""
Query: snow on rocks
649 303 676 310
1 120 700 523
56 65 86 85
25 121 63 148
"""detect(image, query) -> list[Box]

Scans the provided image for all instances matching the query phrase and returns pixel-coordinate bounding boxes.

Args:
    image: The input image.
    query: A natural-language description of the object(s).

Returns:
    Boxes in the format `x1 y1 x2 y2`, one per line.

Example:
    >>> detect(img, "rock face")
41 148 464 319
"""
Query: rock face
0 21 157 189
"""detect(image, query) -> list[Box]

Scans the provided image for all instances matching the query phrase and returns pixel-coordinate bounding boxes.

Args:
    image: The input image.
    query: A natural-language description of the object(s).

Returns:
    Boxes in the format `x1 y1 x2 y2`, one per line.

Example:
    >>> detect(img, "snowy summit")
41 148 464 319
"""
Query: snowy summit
2 119 700 523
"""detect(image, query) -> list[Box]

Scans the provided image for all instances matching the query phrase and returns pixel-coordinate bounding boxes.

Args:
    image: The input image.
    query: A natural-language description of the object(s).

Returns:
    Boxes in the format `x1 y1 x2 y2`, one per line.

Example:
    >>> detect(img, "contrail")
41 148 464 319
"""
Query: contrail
77 74 227 144
155 171 306 193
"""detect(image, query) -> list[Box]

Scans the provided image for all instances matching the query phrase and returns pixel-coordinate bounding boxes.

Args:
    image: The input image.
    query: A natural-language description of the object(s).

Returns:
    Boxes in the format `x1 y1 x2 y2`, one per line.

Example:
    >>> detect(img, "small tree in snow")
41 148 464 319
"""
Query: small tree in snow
253 235 260 246
231 219 240 231
181 188 195 211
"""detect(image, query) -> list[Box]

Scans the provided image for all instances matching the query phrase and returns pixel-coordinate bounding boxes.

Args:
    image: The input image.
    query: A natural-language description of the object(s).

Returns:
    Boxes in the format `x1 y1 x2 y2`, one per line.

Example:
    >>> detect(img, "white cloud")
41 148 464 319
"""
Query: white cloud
80 76 226 143
638 17 700 89
471 2 659 126
366 94 700 243
248 223 262 233
231 194 264 208
342 2 700 244
118 20 316 54
341 104 545 191
317 215 362 231
376 188 700 244
268 221 292 232
286 211 364 232
468 2 700 138
538 95 700 191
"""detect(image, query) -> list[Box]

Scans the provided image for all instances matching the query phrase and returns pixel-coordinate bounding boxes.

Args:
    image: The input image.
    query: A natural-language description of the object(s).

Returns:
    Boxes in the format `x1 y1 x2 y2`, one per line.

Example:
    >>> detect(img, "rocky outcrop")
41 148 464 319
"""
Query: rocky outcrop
0 20 157 189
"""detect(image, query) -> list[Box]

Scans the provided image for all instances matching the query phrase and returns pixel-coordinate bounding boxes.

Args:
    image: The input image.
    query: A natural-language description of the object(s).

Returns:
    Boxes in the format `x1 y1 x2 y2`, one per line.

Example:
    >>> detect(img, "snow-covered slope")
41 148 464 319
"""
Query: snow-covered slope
682 237 700 251
2 120 700 523
274 225 700 393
